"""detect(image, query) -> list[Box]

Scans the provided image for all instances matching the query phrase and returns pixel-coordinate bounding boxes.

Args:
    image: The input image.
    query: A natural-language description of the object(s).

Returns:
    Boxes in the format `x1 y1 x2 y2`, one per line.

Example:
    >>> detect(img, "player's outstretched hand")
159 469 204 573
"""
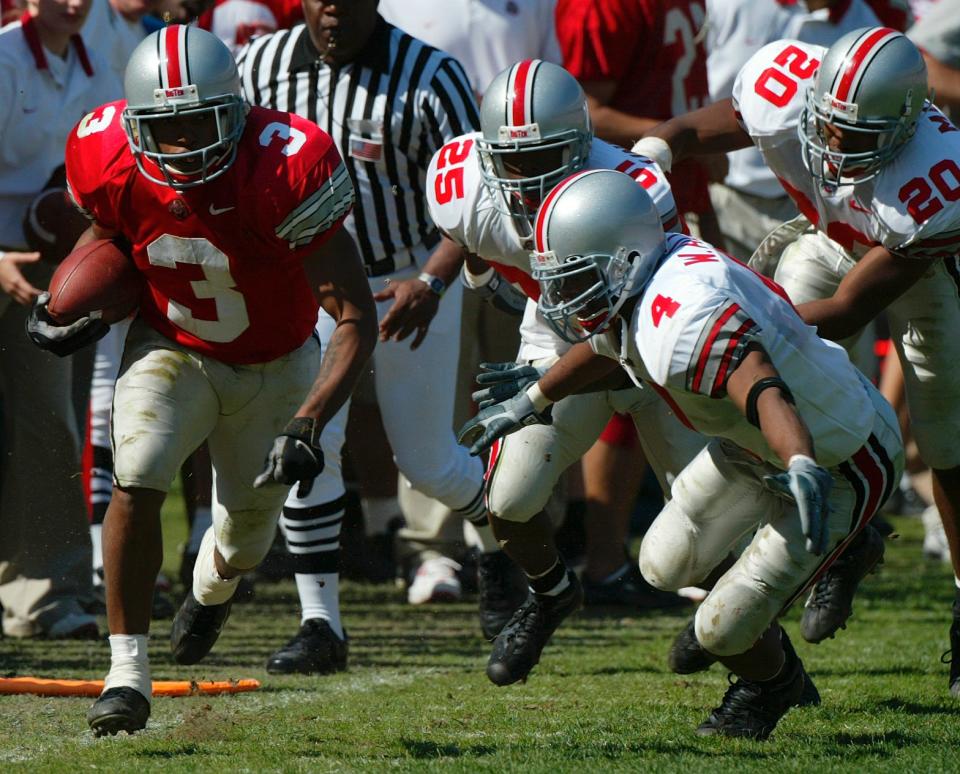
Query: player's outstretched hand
26 291 109 357
457 388 553 456
472 362 548 409
254 417 325 498
763 455 833 555
373 277 440 350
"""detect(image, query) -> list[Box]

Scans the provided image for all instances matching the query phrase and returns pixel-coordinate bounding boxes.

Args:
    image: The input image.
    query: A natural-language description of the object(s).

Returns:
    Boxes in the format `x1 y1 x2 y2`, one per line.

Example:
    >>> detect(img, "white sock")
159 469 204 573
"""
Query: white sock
104 634 151 703
295 572 343 638
955 576 960 589
90 524 104 581
464 520 501 554
361 496 401 535
192 527 240 605
188 506 213 553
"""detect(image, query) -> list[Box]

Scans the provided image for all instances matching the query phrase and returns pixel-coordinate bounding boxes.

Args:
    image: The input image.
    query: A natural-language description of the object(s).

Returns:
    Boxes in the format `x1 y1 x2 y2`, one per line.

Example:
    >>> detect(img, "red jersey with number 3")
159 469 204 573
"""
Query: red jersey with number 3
591 231 880 469
65 100 355 364
732 38 960 260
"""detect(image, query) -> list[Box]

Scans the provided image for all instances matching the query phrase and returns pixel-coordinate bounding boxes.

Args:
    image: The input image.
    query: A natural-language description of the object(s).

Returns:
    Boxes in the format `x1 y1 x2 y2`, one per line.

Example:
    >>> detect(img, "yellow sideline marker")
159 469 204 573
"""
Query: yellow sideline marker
0 677 260 698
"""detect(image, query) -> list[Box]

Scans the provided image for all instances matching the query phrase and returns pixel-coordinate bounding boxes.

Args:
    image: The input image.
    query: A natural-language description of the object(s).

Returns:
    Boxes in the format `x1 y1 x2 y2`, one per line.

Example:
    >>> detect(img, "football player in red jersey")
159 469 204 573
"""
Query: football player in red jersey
27 25 376 736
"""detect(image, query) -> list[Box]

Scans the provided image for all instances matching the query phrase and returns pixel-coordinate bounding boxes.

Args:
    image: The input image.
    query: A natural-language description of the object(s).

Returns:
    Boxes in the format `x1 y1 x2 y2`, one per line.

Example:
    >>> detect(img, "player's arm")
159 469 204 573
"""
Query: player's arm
581 81 661 149
725 345 832 555
372 234 466 349
298 227 378 426
635 99 753 173
797 245 932 341
254 227 377 497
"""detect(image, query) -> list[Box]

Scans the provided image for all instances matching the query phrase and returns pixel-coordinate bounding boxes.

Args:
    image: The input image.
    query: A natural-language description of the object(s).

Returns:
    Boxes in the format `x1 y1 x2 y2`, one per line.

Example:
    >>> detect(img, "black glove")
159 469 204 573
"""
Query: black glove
472 362 548 409
26 292 109 357
253 417 325 498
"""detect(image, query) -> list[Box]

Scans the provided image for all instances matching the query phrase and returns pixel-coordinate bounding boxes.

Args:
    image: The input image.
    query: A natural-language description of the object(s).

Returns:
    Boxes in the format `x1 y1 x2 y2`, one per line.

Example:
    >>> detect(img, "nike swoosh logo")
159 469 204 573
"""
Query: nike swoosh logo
209 204 235 215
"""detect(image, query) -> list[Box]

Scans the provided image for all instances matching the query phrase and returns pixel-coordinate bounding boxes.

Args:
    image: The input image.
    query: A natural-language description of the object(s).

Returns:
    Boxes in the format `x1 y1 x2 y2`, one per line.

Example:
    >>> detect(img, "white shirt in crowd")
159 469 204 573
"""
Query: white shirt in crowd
80 0 153 84
0 16 120 248
378 0 562 97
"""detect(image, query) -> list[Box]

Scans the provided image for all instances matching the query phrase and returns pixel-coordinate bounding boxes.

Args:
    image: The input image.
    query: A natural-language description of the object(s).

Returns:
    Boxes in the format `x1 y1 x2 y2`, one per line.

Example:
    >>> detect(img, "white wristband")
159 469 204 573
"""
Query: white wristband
788 454 817 468
461 265 494 290
526 382 554 413
0 251 6 263
631 136 673 173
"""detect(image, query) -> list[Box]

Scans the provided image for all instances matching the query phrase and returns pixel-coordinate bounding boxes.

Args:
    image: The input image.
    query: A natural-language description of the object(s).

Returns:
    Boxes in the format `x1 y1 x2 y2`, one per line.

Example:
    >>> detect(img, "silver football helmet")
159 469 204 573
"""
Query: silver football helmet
122 25 247 189
799 27 928 187
531 169 665 344
478 60 592 240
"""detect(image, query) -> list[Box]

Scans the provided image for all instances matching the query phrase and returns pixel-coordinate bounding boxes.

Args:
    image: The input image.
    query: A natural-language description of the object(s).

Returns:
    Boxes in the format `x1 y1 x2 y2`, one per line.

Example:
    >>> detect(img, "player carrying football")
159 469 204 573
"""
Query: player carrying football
27 26 376 736
460 169 904 739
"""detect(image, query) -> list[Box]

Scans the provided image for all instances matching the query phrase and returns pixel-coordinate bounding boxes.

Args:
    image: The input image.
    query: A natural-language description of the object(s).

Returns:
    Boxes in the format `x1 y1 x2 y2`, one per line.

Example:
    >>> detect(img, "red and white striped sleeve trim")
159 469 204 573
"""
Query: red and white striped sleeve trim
685 301 760 398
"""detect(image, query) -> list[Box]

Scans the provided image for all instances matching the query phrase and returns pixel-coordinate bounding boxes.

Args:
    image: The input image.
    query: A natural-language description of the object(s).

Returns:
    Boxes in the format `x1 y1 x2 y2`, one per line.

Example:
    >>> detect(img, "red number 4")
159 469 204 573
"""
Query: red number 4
651 294 680 327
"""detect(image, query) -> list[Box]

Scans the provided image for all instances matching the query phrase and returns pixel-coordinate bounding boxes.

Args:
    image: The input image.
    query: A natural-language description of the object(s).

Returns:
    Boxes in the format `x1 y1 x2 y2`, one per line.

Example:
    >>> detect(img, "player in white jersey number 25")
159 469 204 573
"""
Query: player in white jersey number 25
459 169 903 740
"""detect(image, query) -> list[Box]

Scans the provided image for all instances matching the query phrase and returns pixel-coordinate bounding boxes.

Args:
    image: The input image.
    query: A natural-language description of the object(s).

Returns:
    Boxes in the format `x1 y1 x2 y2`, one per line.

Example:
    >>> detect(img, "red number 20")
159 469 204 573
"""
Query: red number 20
433 139 474 205
754 45 820 108
898 159 960 223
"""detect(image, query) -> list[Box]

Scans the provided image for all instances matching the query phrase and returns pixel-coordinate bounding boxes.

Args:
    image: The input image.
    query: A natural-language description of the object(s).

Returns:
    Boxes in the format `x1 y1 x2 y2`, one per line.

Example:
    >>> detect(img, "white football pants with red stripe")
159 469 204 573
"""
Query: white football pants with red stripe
485 353 706 523
640 381 903 657
773 227 960 469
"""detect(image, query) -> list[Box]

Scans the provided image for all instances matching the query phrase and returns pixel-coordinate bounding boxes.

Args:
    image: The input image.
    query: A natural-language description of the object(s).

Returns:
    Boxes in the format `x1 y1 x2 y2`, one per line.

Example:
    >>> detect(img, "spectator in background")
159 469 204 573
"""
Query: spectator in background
908 0 960 114
198 0 302 53
0 0 120 638
80 0 162 82
556 0 722 246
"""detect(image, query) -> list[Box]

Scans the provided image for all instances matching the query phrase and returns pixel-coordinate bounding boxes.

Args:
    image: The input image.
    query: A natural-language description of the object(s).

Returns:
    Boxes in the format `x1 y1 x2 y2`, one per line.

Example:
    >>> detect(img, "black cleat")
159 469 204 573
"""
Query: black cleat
170 591 232 665
800 524 884 644
87 687 150 737
486 572 582 686
667 619 716 675
696 652 805 740
266 619 348 675
583 562 689 610
477 551 529 641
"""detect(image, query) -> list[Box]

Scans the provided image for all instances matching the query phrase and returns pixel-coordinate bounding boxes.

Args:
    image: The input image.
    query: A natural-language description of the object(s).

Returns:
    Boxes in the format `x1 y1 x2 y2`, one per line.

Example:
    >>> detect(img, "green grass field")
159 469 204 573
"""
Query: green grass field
2 511 959 772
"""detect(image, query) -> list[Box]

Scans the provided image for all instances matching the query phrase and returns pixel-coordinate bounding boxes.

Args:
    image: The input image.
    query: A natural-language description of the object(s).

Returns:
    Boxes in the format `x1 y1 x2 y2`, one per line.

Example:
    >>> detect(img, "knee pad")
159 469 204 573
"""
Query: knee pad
694 577 779 657
638 502 699 592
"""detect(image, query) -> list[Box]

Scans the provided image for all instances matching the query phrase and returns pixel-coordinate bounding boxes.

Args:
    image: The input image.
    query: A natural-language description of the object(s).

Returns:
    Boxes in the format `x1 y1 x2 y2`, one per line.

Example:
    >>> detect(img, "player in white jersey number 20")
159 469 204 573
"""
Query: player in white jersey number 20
640 26 960 697
459 170 903 740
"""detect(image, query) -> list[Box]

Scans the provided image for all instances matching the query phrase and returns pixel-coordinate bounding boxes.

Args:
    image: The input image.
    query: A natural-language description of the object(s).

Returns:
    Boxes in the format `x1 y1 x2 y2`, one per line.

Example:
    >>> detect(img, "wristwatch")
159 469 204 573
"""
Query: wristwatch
418 272 447 297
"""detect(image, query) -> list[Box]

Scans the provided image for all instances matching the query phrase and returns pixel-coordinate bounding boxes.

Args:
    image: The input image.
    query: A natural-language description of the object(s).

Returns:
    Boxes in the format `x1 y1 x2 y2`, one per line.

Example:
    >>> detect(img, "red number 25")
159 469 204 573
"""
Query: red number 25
434 139 473 205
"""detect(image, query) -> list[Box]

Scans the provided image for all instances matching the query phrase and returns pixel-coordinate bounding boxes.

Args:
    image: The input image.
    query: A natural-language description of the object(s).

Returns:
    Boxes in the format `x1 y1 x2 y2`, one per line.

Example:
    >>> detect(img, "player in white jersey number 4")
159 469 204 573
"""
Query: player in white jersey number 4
638 26 960 697
459 169 904 739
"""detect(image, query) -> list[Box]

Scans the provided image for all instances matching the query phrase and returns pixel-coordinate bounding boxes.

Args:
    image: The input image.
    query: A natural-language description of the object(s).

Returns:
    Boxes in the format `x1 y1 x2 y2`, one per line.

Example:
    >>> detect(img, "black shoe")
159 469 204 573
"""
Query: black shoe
486 572 582 686
87 687 150 737
477 551 529 641
583 562 690 610
170 591 232 665
800 524 884 644
667 619 716 675
266 619 348 675
696 655 805 740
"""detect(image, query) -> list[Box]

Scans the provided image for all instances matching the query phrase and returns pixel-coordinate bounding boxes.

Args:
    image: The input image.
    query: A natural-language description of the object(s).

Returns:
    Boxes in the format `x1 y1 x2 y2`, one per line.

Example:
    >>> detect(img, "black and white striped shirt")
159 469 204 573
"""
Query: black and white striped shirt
237 18 480 276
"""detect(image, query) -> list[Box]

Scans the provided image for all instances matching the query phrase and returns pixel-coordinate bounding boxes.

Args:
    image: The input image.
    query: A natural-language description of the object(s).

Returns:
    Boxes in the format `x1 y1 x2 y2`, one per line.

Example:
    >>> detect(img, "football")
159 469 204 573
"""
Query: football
47 239 143 325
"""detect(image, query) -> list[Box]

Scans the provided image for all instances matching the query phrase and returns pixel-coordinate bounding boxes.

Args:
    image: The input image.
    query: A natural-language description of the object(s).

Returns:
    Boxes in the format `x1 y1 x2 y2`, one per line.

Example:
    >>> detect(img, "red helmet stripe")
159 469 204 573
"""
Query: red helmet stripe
163 25 185 89
834 27 899 102
510 60 535 126
533 170 595 253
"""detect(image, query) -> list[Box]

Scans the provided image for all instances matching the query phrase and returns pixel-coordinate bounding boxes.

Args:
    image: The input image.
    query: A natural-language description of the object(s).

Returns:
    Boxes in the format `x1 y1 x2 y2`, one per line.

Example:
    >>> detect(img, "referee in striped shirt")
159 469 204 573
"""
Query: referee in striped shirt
237 0 506 673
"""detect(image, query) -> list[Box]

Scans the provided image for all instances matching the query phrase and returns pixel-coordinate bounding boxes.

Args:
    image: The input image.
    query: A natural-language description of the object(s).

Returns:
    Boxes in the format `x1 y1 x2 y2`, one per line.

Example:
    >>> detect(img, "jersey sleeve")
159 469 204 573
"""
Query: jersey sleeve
271 121 355 252
556 0 647 81
637 287 762 399
731 40 823 142
64 101 126 230
426 136 474 248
